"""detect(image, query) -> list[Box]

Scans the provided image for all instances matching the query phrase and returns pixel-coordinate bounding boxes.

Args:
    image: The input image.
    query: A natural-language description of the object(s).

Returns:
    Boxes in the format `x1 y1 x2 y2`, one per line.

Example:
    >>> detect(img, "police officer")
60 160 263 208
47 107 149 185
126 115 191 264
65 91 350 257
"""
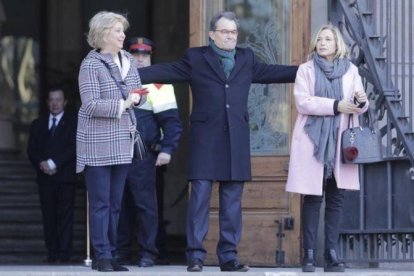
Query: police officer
116 37 183 267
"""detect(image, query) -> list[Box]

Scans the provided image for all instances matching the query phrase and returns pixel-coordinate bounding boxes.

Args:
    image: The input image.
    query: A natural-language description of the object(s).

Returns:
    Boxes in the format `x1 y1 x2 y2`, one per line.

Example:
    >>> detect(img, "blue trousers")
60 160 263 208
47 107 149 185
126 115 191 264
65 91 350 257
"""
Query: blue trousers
117 152 159 260
302 177 345 251
84 164 129 260
186 180 244 265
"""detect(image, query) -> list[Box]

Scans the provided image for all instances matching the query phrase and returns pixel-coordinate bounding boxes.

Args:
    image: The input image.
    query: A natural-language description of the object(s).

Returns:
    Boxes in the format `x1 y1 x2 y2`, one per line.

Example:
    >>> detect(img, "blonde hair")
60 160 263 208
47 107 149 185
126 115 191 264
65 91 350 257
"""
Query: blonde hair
308 24 348 60
87 11 129 49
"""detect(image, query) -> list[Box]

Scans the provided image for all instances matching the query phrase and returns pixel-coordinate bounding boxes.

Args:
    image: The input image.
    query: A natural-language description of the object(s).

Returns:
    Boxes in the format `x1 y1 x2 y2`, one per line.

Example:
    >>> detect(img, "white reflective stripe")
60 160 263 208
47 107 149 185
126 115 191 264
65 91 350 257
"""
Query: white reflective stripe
138 101 154 111
139 84 178 113
153 102 178 113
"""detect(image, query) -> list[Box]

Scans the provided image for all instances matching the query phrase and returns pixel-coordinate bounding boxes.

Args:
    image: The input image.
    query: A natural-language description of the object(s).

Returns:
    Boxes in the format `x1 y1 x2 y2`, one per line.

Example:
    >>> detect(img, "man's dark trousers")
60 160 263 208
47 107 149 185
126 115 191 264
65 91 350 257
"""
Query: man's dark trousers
117 152 159 260
186 180 244 265
38 176 75 260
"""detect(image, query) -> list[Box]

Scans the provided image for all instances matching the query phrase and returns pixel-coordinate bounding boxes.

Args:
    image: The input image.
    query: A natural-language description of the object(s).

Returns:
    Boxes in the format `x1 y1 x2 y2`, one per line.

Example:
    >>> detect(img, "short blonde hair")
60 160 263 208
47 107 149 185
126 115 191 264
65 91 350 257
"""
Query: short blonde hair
308 24 348 60
87 11 129 49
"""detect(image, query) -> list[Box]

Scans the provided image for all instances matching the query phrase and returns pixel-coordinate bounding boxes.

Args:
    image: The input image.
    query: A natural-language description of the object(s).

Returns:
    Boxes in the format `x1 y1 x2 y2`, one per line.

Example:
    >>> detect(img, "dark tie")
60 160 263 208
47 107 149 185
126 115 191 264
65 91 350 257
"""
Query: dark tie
50 117 57 136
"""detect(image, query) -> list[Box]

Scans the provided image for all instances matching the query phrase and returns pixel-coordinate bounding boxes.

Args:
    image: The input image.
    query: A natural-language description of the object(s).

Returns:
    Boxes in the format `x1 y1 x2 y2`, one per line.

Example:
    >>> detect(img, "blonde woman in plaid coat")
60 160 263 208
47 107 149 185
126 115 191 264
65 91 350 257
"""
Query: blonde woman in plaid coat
77 11 145 272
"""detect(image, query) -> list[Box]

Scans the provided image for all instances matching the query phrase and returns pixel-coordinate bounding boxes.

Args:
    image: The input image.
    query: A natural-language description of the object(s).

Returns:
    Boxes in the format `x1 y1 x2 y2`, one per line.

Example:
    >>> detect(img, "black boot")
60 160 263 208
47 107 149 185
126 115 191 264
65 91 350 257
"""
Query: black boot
324 249 345 272
302 249 316 272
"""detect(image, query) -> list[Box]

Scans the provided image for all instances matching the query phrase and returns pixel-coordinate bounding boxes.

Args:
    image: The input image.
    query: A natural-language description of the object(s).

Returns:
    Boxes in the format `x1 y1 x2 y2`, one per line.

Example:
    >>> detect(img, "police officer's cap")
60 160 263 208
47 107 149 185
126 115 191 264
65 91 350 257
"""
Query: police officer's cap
128 37 155 55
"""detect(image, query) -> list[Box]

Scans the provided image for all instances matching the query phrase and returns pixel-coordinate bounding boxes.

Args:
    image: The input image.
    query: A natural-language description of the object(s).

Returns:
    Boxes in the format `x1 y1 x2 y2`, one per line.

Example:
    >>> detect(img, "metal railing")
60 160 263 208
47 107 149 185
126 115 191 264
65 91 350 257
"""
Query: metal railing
330 0 414 263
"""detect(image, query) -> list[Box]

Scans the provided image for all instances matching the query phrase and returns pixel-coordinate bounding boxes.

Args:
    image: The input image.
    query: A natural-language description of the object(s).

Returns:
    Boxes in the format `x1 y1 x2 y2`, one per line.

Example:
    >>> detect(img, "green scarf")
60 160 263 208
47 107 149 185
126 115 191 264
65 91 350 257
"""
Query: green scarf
209 40 236 78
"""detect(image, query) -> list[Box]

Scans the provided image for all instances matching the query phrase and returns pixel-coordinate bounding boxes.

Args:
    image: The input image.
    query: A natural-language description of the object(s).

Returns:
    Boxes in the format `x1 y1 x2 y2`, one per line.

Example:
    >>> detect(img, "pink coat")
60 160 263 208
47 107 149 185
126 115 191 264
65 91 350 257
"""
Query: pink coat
286 60 368 195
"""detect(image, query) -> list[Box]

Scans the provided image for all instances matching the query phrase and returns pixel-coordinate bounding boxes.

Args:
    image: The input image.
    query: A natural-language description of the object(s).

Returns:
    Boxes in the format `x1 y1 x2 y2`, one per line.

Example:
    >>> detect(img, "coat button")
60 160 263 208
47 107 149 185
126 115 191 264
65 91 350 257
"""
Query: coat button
225 84 229 88
226 104 230 108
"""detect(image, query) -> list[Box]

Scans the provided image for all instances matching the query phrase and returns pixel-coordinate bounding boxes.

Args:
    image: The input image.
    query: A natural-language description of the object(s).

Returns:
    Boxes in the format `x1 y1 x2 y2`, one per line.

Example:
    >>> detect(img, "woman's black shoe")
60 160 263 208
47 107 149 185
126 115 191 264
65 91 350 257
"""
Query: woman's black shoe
302 249 316 272
324 249 345 272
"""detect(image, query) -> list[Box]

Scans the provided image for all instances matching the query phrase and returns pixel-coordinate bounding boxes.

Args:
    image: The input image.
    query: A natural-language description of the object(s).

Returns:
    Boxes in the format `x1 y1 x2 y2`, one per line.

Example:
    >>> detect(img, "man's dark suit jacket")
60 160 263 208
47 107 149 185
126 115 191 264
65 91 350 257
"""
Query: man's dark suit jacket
27 112 77 182
139 46 298 181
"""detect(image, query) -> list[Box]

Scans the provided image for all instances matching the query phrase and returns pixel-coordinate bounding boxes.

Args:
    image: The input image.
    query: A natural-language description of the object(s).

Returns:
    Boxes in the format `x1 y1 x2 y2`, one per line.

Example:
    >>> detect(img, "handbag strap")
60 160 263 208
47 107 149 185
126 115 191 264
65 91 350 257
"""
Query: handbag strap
100 59 137 124
366 108 377 133
347 114 355 129
100 59 127 99
347 108 376 133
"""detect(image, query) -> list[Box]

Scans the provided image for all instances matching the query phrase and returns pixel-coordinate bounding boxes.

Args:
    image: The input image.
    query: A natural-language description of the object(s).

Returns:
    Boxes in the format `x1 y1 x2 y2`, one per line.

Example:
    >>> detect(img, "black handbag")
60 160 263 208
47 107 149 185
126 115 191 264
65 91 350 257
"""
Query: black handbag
133 130 147 161
341 110 382 164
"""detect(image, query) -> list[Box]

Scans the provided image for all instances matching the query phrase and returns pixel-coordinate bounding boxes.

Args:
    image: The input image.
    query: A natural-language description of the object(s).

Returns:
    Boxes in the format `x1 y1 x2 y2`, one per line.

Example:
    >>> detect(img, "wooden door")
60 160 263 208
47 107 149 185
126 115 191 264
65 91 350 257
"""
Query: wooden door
189 0 310 266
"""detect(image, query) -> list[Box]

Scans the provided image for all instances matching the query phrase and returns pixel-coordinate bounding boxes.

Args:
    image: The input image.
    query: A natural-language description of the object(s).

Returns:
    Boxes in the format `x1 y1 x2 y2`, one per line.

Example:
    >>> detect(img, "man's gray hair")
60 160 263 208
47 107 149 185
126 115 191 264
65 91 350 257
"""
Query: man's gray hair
209 11 240 31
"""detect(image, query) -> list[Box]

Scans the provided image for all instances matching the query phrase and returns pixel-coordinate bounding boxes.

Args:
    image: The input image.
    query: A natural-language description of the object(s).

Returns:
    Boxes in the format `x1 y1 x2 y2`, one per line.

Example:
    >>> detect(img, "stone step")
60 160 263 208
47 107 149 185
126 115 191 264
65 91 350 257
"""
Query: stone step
0 193 40 207
0 168 35 176
0 179 38 190
0 208 86 223
0 158 88 264
0 238 85 252
0 265 411 276
0 239 86 252
0 222 86 238
0 193 86 208
0 180 86 195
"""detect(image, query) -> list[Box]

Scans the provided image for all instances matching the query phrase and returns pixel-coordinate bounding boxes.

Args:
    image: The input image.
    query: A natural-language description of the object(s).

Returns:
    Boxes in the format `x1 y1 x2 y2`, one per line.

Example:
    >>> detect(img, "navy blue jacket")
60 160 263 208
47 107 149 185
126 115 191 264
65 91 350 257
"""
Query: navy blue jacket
134 108 182 155
139 46 298 181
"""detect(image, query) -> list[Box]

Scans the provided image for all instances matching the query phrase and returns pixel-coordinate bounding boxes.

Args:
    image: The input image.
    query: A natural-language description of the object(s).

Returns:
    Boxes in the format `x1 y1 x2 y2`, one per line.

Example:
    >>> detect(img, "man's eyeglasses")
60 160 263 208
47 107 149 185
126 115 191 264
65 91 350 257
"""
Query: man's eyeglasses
215 29 238 36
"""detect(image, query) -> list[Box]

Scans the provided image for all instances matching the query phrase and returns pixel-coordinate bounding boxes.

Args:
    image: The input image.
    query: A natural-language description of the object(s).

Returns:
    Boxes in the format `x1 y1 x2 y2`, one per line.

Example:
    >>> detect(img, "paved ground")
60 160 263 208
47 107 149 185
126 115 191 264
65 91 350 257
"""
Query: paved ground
0 264 413 276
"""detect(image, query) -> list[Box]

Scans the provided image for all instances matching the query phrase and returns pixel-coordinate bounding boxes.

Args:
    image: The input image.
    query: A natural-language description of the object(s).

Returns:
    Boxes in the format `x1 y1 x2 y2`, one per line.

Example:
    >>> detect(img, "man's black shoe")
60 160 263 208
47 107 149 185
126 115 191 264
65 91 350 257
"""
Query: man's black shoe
137 258 154 267
187 259 203 272
220 260 249 272
96 259 114 272
114 255 131 265
111 259 129 271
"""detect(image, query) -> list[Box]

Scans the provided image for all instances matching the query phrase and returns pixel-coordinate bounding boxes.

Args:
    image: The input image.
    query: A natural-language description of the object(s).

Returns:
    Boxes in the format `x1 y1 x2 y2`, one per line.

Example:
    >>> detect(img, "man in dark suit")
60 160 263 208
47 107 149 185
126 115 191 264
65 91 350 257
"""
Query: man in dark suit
27 88 77 264
138 11 298 272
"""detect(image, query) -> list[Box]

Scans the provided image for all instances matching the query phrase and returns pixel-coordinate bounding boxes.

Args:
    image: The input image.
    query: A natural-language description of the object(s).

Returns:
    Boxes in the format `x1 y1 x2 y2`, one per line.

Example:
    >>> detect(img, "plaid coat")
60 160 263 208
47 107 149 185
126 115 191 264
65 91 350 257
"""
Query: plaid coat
76 50 142 173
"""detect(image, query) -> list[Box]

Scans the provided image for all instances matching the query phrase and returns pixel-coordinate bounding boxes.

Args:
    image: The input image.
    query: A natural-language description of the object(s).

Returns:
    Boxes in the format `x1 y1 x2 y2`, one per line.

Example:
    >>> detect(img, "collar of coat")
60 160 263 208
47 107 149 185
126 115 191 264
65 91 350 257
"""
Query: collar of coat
84 49 135 67
202 45 247 82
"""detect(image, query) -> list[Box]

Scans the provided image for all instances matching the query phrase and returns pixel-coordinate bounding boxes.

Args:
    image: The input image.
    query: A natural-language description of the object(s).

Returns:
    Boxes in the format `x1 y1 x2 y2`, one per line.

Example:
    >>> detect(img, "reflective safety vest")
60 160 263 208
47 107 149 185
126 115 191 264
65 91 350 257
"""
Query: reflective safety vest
133 83 182 154
139 83 178 113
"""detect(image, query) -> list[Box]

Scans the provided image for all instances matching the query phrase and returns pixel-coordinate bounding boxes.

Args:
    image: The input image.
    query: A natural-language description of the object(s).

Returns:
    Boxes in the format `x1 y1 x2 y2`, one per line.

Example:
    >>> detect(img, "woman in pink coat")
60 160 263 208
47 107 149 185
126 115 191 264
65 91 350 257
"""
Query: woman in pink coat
285 24 368 272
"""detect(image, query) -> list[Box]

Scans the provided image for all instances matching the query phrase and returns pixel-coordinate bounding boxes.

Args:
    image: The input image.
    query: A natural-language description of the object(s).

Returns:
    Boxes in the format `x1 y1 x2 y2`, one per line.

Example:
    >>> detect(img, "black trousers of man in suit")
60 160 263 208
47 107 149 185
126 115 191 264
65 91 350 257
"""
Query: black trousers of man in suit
38 176 75 261
302 177 346 251
186 180 244 265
